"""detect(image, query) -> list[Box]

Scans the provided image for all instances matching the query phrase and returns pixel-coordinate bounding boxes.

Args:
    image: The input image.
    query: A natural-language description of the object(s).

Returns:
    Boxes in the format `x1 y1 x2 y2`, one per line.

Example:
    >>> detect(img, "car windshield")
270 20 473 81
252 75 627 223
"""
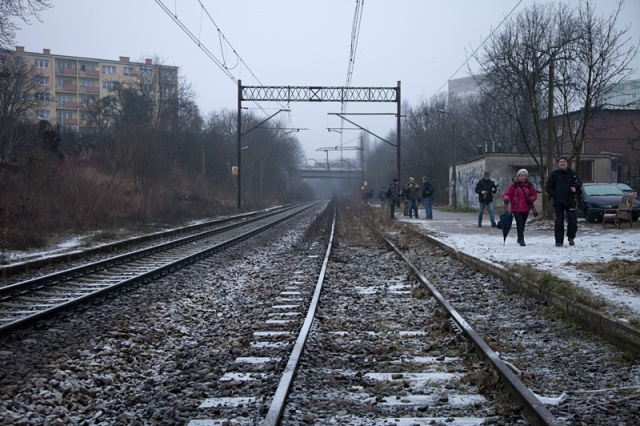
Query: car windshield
583 185 624 196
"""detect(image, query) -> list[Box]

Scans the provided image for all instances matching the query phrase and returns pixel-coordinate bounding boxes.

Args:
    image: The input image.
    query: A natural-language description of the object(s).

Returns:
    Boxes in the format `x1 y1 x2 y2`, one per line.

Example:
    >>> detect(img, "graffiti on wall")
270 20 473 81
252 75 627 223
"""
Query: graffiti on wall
457 166 542 209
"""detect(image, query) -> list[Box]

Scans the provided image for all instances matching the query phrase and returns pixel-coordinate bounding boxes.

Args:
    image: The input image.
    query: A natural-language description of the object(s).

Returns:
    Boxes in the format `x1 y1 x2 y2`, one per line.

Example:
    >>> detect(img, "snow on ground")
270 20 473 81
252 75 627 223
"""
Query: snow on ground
396 209 640 320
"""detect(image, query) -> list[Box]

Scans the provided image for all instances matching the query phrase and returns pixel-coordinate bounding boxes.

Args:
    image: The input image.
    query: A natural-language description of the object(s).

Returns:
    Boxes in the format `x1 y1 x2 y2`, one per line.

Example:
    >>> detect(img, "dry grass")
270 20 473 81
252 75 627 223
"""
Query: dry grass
0 163 238 251
509 265 609 310
572 259 640 290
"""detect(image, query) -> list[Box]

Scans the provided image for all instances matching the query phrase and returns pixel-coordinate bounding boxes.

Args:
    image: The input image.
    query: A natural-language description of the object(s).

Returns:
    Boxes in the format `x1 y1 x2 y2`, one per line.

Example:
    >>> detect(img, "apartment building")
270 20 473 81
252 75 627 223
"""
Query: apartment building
7 46 179 131
603 78 640 109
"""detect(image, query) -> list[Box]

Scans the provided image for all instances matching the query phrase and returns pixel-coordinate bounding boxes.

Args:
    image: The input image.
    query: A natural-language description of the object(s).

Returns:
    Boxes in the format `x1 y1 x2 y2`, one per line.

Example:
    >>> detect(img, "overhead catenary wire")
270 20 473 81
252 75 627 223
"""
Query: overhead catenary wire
427 0 524 104
153 0 289 120
338 0 365 152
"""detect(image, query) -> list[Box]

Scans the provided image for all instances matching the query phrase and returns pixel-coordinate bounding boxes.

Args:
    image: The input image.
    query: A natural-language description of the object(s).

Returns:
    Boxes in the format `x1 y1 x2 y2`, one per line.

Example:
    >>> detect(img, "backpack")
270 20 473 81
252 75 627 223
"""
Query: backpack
422 182 434 197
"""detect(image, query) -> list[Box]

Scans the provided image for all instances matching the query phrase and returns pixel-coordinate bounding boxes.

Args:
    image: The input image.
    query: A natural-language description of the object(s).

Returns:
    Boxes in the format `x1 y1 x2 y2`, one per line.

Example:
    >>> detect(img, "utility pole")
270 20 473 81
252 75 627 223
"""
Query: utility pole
546 54 555 198
438 109 457 209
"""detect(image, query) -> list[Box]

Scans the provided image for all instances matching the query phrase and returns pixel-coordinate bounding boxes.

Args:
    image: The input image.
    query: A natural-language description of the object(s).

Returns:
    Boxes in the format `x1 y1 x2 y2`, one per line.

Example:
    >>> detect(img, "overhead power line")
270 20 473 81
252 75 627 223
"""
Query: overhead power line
338 0 366 150
428 0 524 103
154 0 292 120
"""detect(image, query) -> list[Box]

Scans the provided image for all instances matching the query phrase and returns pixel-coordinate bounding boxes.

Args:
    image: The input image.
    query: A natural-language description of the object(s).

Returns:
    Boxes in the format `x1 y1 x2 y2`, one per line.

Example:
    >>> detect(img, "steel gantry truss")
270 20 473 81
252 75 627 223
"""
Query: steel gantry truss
236 80 402 208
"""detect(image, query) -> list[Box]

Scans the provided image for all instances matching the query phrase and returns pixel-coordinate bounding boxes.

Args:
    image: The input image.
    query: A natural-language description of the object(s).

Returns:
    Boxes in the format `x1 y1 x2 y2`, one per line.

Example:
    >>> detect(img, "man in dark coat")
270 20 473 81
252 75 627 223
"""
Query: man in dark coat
404 176 421 218
421 176 435 219
546 156 582 247
475 171 497 227
387 179 399 219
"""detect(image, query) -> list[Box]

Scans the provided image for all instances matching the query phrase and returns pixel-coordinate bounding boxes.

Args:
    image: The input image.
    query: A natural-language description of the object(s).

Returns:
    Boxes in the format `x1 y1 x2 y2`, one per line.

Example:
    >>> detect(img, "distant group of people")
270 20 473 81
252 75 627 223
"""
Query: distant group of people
385 176 435 220
381 156 583 248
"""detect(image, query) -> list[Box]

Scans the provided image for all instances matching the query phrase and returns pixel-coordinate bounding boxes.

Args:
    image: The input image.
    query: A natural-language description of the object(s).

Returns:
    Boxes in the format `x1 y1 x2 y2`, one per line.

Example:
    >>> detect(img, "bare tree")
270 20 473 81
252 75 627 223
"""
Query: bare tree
473 0 637 217
555 0 638 166
0 0 51 49
0 50 49 162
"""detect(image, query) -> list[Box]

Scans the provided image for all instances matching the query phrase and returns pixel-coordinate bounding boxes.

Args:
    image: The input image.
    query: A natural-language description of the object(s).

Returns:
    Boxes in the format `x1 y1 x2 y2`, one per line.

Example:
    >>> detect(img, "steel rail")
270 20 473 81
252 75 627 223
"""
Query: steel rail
0 204 305 300
381 234 560 426
260 205 337 426
0 203 317 337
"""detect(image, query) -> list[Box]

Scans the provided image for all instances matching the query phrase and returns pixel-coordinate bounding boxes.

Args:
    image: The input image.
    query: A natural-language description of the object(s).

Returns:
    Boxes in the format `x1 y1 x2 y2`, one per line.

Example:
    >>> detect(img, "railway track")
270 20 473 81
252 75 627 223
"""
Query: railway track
185 205 557 425
1 201 637 425
0 203 317 338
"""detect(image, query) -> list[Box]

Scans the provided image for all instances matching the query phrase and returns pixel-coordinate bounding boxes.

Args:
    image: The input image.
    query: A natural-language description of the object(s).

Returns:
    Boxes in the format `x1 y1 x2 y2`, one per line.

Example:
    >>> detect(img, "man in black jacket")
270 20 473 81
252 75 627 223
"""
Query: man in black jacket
387 179 399 219
421 176 435 219
475 171 497 227
546 156 583 247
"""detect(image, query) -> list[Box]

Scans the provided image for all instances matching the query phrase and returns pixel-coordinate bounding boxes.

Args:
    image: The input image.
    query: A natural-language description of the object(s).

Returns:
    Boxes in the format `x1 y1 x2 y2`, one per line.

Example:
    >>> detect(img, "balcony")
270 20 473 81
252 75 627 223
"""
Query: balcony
56 84 78 92
56 67 76 75
80 86 100 94
63 118 78 126
79 69 100 78
57 101 78 109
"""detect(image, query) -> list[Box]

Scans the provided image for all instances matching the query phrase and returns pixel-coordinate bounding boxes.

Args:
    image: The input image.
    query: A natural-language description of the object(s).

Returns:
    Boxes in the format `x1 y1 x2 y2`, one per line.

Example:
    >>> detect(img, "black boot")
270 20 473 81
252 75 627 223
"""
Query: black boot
517 237 526 246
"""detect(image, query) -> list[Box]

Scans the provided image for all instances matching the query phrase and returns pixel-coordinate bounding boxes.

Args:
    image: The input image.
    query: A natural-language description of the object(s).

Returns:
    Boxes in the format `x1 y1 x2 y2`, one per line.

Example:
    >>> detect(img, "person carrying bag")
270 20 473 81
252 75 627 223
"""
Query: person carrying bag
503 169 538 246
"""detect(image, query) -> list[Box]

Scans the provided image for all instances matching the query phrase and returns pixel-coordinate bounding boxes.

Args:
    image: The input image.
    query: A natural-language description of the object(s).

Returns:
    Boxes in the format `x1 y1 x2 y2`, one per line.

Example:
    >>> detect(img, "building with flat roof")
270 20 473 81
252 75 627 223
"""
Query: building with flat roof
4 46 179 132
602 78 640 110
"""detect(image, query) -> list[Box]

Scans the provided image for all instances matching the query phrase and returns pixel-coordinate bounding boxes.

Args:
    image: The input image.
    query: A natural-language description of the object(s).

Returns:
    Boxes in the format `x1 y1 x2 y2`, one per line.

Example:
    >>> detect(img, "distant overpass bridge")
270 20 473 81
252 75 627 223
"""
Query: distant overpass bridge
298 166 362 180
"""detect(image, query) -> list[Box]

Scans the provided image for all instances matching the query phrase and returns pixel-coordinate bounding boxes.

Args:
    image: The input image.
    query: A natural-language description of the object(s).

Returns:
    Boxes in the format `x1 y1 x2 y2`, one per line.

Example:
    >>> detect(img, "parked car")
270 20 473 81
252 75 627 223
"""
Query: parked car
579 183 640 223
613 183 638 198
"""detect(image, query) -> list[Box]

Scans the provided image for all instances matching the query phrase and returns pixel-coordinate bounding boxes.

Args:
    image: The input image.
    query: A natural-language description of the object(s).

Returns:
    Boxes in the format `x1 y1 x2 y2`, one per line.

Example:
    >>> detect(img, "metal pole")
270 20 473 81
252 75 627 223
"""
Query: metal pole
237 80 242 208
202 135 206 191
546 55 555 197
396 81 402 207
452 120 457 209
360 137 364 190
438 109 457 209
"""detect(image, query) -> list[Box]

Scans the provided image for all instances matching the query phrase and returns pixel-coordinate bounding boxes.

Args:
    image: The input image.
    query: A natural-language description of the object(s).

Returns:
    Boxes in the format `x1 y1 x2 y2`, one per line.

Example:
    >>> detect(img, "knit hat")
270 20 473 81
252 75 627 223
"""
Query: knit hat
558 156 568 162
517 168 528 177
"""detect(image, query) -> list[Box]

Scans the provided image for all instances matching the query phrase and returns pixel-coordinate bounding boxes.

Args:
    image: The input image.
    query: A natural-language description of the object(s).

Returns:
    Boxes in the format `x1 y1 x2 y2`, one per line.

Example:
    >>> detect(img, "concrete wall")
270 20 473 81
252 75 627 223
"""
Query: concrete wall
450 153 614 210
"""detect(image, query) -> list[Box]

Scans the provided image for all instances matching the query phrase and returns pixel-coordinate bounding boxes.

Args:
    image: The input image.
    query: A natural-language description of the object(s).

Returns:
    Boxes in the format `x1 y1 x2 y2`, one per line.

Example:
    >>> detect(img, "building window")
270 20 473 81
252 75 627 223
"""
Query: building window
34 59 49 68
124 66 133 76
36 92 50 103
57 60 73 69
36 109 51 119
35 75 50 85
57 94 73 106
81 95 96 106
59 110 73 119
80 63 97 71
80 79 96 87
140 67 152 78
159 69 175 80
572 119 581 134
102 65 116 74
102 80 117 90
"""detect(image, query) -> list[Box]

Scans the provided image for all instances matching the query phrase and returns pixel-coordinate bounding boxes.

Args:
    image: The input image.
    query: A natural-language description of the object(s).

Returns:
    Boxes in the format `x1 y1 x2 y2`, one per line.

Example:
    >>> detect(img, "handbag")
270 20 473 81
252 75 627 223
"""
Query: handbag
518 183 538 217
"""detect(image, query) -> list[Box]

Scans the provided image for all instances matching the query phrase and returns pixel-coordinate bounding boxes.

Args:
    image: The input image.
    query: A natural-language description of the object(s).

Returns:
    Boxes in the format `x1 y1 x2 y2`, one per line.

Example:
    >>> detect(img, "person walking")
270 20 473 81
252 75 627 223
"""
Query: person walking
378 188 387 207
387 179 399 219
546 156 582 247
503 169 538 246
404 176 421 218
421 176 435 219
475 171 497 227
